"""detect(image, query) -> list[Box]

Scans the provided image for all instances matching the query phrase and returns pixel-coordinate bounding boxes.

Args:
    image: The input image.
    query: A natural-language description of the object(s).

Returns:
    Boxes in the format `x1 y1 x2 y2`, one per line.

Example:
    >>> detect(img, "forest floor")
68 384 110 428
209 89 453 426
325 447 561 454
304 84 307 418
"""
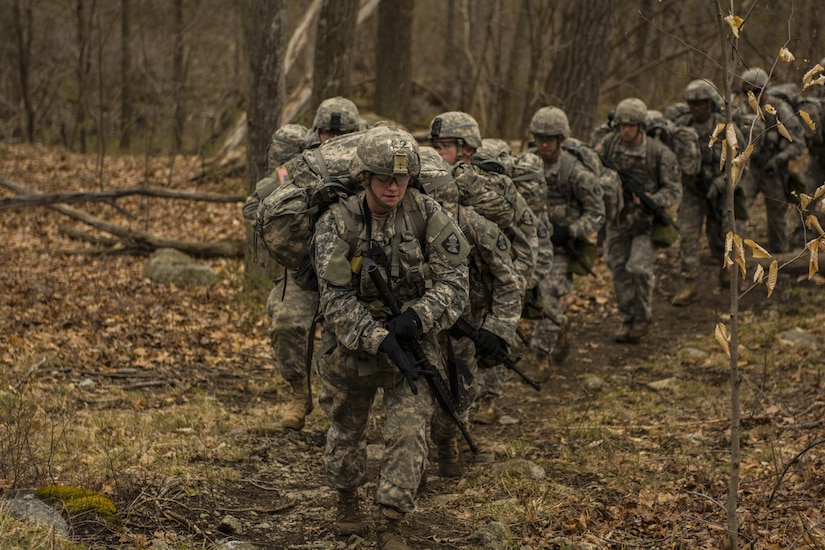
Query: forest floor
1 144 824 550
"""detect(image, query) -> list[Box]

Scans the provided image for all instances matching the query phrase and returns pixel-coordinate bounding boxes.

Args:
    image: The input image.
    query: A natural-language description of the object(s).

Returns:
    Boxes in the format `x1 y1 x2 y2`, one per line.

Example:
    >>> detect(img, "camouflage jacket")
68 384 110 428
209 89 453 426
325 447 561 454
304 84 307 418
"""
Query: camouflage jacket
544 149 605 239
313 188 470 355
673 110 745 188
736 94 805 167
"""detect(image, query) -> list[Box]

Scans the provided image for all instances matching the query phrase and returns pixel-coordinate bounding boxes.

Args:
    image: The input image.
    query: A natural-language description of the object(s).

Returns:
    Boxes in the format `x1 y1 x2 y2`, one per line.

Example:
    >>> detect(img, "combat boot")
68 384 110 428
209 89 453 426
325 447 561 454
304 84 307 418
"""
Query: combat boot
672 279 697 306
436 437 463 478
376 505 409 550
471 395 499 425
614 322 633 343
628 320 649 343
281 378 312 431
551 315 570 363
335 489 366 536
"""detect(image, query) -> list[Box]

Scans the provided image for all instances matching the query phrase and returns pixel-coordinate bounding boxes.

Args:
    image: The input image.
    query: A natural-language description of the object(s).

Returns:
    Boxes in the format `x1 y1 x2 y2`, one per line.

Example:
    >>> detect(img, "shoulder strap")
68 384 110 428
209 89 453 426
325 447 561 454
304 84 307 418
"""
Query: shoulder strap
312 148 331 181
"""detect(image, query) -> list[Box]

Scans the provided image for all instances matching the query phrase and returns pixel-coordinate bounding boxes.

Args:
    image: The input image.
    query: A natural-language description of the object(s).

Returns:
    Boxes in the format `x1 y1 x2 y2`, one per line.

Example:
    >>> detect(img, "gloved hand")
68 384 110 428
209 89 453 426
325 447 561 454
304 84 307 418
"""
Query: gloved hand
388 308 422 341
550 225 571 247
705 176 726 200
475 328 504 357
378 331 419 394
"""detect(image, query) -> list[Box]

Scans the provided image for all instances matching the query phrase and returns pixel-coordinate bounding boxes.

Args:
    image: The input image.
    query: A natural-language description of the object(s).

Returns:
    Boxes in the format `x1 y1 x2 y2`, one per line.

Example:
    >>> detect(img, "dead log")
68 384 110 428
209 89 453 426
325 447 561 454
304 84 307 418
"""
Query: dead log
0 175 243 259
0 185 243 210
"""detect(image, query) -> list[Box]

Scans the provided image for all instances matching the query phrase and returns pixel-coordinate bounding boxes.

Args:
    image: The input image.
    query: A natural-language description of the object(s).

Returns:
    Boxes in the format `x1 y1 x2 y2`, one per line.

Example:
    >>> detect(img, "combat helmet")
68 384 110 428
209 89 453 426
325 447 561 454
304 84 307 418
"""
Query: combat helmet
419 146 459 216
614 98 649 126
529 106 571 138
740 67 769 93
312 96 361 133
350 126 421 181
428 111 483 149
265 123 308 171
684 79 723 110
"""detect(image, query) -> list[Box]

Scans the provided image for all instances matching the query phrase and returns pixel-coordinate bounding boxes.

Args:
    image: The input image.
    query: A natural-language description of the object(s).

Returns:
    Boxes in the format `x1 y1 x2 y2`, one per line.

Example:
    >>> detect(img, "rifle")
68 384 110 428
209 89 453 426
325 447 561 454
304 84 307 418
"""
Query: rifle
696 172 726 243
363 257 479 455
451 317 541 392
560 238 597 278
613 167 680 232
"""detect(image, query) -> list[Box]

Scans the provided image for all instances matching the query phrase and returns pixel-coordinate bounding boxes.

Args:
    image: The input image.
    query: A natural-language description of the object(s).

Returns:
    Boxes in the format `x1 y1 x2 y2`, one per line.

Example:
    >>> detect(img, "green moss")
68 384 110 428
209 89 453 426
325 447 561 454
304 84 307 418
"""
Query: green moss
35 484 122 529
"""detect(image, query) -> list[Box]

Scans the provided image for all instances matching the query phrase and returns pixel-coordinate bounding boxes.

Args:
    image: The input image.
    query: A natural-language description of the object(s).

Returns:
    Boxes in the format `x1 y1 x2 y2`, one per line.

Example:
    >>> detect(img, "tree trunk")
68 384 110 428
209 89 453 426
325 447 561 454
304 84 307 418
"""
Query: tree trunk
172 0 186 154
244 0 286 193
544 0 617 140
119 0 132 150
374 0 413 124
10 0 35 143
311 0 358 111
74 0 91 153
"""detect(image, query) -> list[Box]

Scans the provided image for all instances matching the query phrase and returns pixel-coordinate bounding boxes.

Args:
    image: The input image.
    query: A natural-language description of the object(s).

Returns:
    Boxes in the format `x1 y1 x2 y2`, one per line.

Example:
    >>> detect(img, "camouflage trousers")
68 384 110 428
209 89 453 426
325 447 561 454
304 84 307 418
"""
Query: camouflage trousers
473 362 507 400
678 185 726 278
431 335 477 441
530 253 571 355
266 273 320 383
316 337 437 514
740 165 790 253
531 212 555 288
605 223 656 324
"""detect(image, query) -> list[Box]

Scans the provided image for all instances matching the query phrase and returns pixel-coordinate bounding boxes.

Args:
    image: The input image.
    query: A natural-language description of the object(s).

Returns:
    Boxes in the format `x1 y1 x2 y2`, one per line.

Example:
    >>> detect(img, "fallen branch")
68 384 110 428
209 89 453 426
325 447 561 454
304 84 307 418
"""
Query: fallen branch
1 175 243 258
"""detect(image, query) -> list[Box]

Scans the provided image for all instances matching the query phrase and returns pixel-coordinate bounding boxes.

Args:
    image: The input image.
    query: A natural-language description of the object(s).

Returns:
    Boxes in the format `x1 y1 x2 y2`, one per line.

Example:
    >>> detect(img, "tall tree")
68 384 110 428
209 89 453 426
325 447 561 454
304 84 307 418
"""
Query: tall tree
9 0 34 143
119 0 132 150
74 0 93 153
544 0 617 139
244 0 286 192
311 0 357 111
172 0 186 154
374 0 413 124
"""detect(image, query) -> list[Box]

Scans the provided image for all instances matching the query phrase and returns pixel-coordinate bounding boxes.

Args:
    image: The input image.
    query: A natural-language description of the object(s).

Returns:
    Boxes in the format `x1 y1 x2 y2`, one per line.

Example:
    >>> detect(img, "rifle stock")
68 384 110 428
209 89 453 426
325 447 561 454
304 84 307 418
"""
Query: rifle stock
452 317 541 392
363 257 479 454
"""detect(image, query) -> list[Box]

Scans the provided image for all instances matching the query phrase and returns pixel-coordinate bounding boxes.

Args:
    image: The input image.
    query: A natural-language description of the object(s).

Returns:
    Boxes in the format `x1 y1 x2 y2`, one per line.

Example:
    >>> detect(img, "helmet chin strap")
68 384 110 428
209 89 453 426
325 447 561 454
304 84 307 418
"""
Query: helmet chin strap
366 182 393 212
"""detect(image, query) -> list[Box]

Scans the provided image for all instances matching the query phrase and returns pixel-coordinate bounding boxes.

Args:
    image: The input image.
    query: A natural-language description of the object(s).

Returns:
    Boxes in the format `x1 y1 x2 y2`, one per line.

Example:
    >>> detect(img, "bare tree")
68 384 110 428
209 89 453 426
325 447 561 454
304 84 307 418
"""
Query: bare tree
311 0 357 111
9 0 34 143
244 0 286 192
119 0 132 150
374 0 413 123
544 0 617 139
171 0 186 154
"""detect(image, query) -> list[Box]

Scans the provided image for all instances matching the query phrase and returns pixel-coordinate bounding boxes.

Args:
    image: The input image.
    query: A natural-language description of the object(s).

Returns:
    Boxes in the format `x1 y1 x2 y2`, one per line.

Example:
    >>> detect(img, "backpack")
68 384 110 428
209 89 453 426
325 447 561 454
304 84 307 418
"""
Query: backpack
255 131 366 276
770 82 823 149
646 118 701 177
562 137 624 225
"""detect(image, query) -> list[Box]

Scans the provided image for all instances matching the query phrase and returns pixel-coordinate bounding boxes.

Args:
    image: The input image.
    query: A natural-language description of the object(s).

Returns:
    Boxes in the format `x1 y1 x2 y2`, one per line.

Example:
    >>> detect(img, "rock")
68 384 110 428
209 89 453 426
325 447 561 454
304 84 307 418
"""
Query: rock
647 377 679 391
496 458 546 480
0 494 71 539
466 520 511 549
579 374 605 391
217 514 243 534
214 541 257 550
78 377 96 391
143 248 219 286
778 328 819 348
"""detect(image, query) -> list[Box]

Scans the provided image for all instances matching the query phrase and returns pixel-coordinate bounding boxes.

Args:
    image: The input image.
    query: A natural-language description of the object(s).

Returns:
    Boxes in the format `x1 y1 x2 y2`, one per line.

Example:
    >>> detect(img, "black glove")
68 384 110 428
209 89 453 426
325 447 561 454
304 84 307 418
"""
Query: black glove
378 332 419 394
475 328 504 357
550 225 571 247
388 308 422 341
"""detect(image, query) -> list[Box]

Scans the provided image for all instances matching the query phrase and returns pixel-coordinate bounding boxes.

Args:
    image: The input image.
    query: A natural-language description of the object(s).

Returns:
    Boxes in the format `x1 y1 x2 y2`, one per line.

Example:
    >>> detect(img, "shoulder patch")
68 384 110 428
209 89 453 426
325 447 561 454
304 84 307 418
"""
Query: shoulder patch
276 167 290 184
442 232 461 254
496 233 509 251
521 209 535 226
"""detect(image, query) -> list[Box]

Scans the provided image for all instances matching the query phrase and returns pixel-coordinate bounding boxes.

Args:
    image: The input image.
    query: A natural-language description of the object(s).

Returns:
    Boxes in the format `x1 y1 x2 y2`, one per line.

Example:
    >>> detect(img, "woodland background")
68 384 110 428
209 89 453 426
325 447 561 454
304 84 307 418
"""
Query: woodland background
2 0 824 191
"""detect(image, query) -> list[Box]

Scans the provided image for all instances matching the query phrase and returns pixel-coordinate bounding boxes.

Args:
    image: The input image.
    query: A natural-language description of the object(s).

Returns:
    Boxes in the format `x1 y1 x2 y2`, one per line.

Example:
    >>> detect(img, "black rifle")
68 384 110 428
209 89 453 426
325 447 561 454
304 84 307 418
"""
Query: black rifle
612 167 680 232
364 258 479 455
451 317 541 392
560 238 598 278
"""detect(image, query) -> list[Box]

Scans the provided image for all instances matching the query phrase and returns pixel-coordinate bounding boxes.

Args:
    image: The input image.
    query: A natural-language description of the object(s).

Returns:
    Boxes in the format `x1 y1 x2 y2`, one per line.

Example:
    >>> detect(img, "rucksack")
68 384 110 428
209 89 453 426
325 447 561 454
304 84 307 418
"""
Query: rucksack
255 131 366 275
770 82 823 149
646 118 701 177
562 137 624 225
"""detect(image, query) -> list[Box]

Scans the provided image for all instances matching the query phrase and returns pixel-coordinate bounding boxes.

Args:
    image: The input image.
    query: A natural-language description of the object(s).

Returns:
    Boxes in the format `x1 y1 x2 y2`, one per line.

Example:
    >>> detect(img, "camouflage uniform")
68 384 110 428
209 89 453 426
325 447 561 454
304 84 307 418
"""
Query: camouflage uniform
312 128 469 521
265 98 362 430
802 62 825 194
529 107 604 357
736 68 805 253
670 80 745 301
419 147 520 464
597 98 682 341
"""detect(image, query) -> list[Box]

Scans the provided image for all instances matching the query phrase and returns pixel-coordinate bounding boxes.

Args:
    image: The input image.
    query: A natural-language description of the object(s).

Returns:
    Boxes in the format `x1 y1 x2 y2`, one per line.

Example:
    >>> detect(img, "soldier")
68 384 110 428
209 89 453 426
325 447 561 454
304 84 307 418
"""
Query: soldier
419 147 521 474
802 58 825 196
736 67 805 253
596 98 682 343
268 97 361 431
264 123 308 176
312 127 469 549
529 106 604 361
427 111 537 423
670 79 744 304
